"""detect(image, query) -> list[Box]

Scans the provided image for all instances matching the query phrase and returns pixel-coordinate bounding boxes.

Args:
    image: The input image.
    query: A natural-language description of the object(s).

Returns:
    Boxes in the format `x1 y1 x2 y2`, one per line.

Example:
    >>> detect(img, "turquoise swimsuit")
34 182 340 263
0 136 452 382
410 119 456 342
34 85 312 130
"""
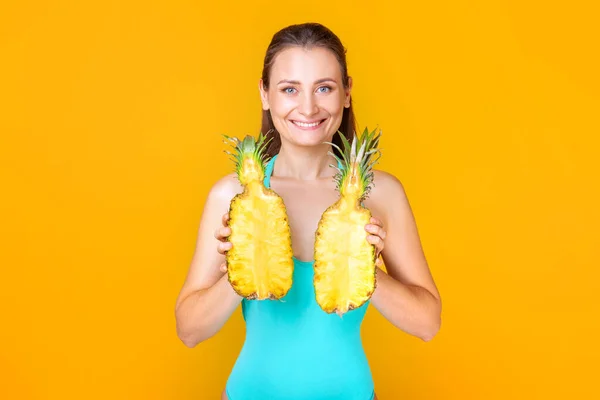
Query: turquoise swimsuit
225 155 375 400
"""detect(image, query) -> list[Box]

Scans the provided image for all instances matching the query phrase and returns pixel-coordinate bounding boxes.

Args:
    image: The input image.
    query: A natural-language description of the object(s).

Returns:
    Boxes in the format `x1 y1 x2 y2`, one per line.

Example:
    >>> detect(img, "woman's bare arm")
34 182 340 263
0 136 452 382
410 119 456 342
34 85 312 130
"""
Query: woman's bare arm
367 170 442 341
175 174 243 347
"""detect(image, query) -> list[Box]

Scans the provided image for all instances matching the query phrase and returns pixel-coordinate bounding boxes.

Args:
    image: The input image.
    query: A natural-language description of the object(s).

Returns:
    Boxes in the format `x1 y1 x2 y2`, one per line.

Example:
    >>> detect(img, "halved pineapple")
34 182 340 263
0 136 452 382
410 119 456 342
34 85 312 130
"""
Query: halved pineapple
223 133 294 300
314 127 382 315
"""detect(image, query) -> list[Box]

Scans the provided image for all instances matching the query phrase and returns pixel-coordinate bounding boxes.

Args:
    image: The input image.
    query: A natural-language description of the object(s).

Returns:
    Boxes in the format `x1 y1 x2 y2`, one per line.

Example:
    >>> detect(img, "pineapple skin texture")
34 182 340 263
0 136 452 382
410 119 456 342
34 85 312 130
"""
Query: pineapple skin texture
313 201 377 315
226 183 294 300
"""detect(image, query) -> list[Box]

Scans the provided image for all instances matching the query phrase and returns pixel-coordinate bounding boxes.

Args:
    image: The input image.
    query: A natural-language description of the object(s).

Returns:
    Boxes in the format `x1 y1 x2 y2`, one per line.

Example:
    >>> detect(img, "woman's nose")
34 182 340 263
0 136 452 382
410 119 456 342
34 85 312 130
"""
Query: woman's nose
298 92 318 117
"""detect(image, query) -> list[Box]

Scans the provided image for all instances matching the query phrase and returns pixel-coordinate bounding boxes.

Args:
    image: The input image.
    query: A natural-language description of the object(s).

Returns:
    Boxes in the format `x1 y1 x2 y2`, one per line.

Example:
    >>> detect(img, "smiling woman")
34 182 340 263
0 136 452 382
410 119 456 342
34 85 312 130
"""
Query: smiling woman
259 46 351 149
258 24 355 159
175 22 441 400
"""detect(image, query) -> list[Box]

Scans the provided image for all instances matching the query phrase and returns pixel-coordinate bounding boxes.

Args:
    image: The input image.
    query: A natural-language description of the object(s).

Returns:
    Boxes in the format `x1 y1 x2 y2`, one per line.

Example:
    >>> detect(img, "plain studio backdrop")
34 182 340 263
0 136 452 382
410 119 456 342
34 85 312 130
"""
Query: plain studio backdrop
1 1 598 399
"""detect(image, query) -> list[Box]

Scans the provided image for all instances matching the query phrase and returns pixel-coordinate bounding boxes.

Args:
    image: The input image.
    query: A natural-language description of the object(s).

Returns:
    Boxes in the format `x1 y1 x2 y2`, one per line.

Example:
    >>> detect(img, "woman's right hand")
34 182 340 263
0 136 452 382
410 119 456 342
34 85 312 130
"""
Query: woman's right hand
214 212 232 273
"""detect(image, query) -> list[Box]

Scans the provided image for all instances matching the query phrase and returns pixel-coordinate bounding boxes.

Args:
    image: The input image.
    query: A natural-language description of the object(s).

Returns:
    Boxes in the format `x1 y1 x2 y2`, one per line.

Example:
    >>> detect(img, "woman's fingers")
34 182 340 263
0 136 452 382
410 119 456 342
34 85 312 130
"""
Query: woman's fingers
367 235 385 258
367 234 384 249
366 218 386 258
220 263 228 273
370 216 384 228
215 213 232 241
216 213 232 257
222 212 230 226
217 241 232 255
214 226 232 241
365 223 386 240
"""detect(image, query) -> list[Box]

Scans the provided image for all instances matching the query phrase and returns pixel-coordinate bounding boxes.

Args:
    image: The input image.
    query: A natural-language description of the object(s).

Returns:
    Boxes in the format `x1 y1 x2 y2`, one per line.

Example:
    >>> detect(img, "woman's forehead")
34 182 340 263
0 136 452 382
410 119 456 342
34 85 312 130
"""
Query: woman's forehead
270 47 342 82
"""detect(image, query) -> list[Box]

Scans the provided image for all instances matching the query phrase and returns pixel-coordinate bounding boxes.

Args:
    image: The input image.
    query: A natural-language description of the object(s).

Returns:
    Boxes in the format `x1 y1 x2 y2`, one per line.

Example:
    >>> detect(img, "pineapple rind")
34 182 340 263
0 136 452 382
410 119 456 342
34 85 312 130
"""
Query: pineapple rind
313 202 376 314
314 127 382 315
226 184 294 300
223 132 294 300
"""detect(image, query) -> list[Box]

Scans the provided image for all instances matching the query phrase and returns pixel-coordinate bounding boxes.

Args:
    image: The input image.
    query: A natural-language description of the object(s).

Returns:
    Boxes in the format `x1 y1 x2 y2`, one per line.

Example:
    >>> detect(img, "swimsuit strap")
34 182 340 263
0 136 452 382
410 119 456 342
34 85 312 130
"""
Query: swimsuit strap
263 154 277 189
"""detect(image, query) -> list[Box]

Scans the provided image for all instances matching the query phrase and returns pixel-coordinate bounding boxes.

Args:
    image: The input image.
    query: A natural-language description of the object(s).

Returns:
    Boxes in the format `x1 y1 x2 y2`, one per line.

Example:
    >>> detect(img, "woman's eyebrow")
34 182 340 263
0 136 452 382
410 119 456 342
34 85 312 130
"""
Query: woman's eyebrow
277 78 337 85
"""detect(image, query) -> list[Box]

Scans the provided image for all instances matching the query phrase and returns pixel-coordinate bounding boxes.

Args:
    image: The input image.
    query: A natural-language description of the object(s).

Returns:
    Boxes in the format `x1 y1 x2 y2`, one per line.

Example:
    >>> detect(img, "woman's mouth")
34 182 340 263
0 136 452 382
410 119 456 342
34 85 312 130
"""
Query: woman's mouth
290 119 326 130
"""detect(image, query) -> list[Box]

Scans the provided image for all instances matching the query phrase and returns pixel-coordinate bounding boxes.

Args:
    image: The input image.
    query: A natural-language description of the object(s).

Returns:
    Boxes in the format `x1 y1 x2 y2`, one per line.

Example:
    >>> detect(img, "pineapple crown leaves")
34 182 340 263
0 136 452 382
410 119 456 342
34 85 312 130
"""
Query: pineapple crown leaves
323 127 382 200
222 132 273 173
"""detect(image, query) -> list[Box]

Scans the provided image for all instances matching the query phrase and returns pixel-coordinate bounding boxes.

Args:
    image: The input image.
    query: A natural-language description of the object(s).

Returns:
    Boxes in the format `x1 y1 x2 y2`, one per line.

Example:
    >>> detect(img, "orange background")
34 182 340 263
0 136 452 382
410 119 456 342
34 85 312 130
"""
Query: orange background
1 1 599 399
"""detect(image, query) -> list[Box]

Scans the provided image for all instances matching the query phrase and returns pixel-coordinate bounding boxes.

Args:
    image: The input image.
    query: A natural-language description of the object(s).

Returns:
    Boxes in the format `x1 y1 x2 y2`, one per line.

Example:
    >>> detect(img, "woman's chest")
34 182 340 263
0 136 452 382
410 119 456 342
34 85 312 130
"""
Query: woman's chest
268 177 385 261
269 179 339 260
273 180 337 225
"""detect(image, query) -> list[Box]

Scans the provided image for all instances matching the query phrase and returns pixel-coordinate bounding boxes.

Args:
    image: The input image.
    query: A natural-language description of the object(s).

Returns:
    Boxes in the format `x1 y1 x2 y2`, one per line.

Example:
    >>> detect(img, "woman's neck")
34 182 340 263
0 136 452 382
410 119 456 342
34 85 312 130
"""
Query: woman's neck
274 144 337 181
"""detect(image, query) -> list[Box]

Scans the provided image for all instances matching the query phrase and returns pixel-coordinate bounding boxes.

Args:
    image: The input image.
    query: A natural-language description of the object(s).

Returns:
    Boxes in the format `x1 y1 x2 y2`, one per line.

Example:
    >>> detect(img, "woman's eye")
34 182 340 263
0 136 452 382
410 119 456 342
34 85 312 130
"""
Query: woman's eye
317 86 332 93
283 87 296 94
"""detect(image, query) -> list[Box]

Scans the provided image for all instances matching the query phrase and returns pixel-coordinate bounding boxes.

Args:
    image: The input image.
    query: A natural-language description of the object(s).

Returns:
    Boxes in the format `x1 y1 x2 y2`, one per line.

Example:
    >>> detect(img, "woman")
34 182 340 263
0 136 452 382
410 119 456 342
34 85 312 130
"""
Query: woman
175 22 442 400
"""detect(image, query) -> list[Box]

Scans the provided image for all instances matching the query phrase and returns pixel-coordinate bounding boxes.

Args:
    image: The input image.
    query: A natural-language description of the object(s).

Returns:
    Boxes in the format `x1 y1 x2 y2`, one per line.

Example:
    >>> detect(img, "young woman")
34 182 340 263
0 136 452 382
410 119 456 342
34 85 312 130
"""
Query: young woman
175 22 442 400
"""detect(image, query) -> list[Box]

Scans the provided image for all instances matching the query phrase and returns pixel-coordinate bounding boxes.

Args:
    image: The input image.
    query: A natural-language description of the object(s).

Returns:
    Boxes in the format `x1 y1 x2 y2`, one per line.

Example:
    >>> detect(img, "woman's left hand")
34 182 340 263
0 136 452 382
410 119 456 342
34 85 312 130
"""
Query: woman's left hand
365 216 386 267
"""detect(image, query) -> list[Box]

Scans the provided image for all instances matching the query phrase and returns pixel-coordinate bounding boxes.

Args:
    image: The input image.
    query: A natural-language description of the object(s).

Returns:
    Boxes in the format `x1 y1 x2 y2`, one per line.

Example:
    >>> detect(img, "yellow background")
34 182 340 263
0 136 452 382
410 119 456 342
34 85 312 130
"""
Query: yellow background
1 0 598 398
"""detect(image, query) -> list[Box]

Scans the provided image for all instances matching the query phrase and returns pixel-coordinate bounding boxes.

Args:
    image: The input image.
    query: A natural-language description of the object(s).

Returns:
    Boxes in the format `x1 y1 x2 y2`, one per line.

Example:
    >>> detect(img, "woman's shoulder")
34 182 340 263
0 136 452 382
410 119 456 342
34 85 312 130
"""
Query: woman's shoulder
372 169 405 195
205 173 244 206
366 169 409 212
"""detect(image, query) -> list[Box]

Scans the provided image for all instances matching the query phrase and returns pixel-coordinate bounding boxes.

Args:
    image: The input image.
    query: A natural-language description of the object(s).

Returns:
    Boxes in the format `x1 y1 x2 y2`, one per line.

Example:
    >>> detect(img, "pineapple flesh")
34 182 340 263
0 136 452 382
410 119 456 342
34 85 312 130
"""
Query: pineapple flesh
314 128 382 315
223 134 294 300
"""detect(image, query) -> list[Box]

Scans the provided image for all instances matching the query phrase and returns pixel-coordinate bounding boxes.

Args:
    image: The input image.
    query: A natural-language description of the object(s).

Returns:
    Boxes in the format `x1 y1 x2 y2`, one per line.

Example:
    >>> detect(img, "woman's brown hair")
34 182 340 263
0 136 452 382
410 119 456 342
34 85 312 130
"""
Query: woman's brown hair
260 22 357 158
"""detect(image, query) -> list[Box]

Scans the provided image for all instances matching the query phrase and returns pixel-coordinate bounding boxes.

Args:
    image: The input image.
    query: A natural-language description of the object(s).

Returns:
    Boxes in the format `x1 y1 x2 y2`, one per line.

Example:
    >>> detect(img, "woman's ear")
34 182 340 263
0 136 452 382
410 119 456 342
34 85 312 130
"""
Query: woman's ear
344 76 353 108
258 79 270 111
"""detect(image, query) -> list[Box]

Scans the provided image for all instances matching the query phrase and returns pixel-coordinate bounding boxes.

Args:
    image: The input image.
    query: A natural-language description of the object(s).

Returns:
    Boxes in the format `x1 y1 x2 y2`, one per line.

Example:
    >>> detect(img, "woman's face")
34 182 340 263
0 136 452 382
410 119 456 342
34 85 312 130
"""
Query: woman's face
259 46 352 149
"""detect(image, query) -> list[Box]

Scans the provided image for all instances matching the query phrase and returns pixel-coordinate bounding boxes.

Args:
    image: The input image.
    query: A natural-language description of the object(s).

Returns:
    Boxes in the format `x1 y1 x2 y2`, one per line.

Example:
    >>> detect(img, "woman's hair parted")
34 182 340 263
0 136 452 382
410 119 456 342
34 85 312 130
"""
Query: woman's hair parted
260 22 357 158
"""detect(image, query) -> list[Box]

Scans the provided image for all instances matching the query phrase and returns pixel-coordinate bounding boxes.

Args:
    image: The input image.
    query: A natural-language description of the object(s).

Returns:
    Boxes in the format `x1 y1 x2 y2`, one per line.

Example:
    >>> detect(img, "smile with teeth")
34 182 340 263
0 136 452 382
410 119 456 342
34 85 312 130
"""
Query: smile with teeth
291 119 325 128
